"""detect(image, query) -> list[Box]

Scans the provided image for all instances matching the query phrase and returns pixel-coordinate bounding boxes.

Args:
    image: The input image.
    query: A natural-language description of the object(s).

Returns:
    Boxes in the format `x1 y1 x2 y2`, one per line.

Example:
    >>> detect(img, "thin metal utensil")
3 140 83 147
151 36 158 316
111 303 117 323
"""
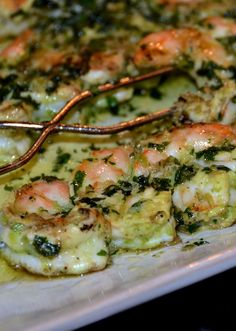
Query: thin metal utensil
0 66 173 176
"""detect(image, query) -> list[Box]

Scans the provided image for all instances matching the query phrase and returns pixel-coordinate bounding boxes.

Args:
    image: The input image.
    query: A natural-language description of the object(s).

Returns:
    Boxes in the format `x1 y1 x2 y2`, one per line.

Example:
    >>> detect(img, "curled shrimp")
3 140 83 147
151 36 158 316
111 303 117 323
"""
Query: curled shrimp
75 146 133 192
82 51 125 85
0 178 111 275
13 178 72 218
0 0 29 15
172 167 236 232
173 81 236 125
0 29 34 63
134 28 231 68
204 16 236 38
134 123 236 176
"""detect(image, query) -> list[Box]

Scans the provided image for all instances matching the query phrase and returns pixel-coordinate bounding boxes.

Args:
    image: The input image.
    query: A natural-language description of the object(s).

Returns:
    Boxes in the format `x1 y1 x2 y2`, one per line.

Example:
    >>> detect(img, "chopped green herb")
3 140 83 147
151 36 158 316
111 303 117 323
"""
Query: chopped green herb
197 61 221 79
102 206 110 214
52 151 71 172
45 75 62 94
150 88 162 99
174 165 196 185
89 143 100 151
196 143 235 161
173 210 184 226
107 95 119 115
4 185 14 192
97 249 108 256
134 87 147 96
130 200 145 212
193 238 209 246
30 174 58 182
111 249 119 255
80 197 105 208
33 235 60 257
147 141 169 151
185 207 193 218
60 209 71 218
73 170 86 194
30 175 41 182
151 178 171 191
202 167 212 174
178 54 194 70
133 175 149 191
183 238 209 251
197 61 223 88
118 181 133 196
215 165 230 172
38 147 46 154
103 184 120 197
103 181 133 197
102 154 115 165
187 221 202 234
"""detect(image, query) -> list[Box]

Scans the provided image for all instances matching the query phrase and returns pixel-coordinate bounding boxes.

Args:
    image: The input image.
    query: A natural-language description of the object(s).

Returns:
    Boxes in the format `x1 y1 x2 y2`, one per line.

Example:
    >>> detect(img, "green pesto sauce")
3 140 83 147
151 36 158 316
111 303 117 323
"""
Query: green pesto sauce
0 74 195 283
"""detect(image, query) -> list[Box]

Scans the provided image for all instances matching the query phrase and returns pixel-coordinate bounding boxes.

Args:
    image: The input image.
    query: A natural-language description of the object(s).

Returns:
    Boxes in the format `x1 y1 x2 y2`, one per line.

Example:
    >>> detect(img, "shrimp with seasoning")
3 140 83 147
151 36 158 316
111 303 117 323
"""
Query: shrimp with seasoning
0 177 111 275
204 16 236 38
134 28 231 69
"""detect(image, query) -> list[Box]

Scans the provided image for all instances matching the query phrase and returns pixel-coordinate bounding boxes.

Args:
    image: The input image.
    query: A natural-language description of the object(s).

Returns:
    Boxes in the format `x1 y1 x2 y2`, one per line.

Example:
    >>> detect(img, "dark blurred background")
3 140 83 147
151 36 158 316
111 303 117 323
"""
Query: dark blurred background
78 267 236 331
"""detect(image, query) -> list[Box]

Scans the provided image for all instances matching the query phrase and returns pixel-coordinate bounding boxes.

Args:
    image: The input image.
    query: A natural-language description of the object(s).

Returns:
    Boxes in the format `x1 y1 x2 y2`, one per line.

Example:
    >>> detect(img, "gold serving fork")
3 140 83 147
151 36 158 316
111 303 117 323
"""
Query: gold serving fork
0 66 173 175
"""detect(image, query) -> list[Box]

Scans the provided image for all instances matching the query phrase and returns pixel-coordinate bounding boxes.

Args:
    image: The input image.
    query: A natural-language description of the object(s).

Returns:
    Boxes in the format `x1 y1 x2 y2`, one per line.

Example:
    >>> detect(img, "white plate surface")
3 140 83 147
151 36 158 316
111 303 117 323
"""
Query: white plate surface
1 226 236 331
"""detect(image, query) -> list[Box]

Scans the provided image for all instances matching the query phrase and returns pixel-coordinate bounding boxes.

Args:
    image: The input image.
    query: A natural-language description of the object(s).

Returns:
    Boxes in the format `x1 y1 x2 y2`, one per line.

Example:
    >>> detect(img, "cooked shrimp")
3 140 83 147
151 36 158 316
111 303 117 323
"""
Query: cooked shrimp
0 176 111 275
172 168 236 230
31 49 66 71
167 123 236 155
134 123 236 176
0 101 31 122
173 81 236 125
75 124 236 184
134 28 231 68
134 29 183 68
0 101 31 165
92 147 132 173
31 49 82 72
0 0 29 15
205 16 236 38
13 178 72 217
76 146 133 191
0 29 34 63
0 201 111 275
173 170 229 212
82 51 124 84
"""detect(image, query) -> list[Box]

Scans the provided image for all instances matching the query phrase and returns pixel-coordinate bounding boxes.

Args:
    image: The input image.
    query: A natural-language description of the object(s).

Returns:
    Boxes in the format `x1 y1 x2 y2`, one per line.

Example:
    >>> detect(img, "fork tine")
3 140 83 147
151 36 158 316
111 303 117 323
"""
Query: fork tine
0 66 173 175
0 91 94 175
0 108 172 134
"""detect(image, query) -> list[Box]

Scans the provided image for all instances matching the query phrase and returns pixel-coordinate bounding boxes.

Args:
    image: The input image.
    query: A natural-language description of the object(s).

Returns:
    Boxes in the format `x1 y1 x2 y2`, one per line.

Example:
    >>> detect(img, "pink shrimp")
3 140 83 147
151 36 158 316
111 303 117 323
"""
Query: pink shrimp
134 27 231 68
0 0 29 14
205 16 236 38
134 123 236 176
82 51 125 84
76 146 133 191
0 29 34 62
13 178 72 217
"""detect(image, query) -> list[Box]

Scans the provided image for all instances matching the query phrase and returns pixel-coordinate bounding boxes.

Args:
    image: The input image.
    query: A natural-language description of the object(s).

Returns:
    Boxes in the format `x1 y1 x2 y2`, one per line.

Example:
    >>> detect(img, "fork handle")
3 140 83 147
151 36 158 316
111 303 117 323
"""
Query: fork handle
0 108 172 135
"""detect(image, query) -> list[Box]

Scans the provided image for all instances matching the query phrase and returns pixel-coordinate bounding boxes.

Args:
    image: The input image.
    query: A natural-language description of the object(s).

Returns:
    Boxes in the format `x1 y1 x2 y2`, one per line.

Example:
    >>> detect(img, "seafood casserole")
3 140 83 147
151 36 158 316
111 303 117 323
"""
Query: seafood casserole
1 0 236 277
